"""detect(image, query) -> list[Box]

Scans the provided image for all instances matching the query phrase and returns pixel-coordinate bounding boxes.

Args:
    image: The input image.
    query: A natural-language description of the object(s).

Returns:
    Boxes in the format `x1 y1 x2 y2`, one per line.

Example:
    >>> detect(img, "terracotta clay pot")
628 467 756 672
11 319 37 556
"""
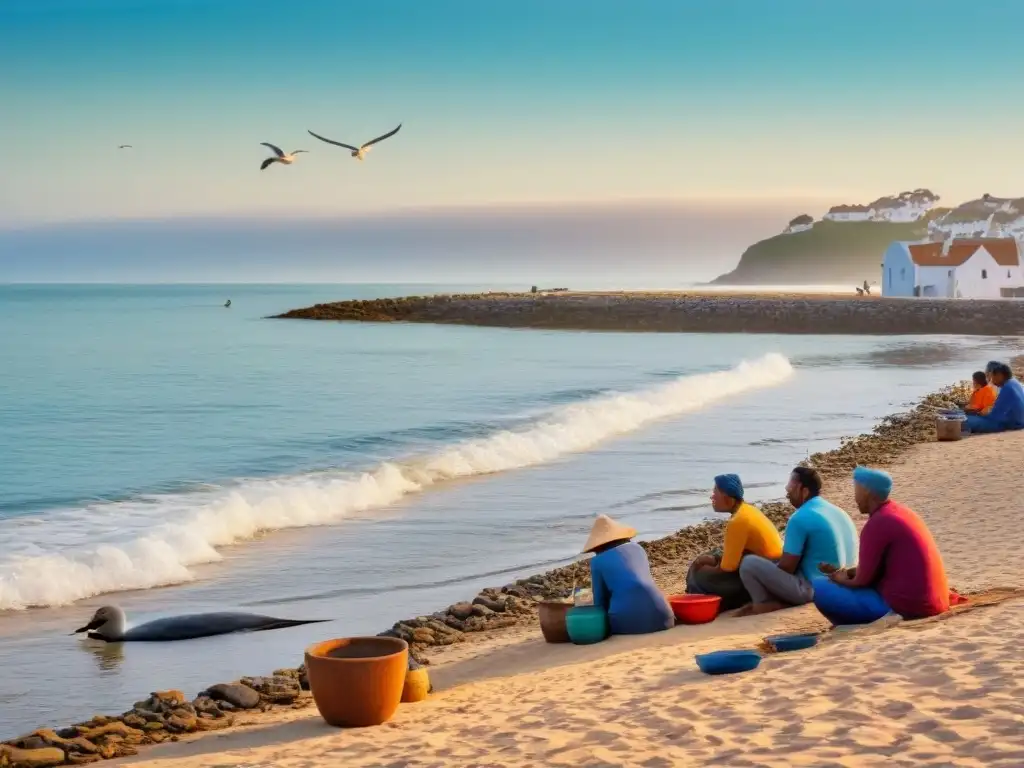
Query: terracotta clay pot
305 636 409 727
538 601 572 643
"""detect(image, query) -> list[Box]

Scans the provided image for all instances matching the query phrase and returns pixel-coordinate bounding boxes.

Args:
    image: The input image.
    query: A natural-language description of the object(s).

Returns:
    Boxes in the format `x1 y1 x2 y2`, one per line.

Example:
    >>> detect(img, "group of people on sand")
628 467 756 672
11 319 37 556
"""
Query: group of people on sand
960 360 1024 434
581 463 952 637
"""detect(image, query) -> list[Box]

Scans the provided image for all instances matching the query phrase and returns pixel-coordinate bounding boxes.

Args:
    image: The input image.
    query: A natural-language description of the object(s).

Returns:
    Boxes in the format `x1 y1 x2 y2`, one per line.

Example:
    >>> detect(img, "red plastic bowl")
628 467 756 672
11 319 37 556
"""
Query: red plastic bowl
668 594 722 624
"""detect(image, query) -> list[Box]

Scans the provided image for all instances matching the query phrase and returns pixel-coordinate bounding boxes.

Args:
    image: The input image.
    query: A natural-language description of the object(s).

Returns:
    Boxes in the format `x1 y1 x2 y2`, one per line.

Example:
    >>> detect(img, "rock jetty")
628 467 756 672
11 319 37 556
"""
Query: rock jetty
0 372 990 766
271 292 1024 335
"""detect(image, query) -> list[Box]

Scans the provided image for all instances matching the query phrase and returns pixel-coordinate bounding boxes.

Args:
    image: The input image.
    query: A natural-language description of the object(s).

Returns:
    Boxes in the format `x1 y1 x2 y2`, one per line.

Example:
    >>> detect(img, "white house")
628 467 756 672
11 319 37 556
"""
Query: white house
869 191 938 222
882 238 1022 298
783 214 814 234
823 204 873 222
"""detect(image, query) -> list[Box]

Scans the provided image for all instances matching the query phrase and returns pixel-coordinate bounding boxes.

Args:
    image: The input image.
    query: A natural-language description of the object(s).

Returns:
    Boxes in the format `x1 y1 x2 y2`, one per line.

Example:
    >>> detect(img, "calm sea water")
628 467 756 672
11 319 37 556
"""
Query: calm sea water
0 283 1011 736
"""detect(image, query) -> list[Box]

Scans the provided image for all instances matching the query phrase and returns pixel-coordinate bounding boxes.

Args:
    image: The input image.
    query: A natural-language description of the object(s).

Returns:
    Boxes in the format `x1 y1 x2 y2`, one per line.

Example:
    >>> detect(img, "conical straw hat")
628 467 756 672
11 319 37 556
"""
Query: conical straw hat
582 514 637 554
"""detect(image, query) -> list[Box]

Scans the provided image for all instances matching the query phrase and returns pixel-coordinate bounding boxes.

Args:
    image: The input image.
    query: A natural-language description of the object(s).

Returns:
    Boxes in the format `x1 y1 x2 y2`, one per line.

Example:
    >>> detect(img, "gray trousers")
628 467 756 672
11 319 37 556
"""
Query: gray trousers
739 555 814 606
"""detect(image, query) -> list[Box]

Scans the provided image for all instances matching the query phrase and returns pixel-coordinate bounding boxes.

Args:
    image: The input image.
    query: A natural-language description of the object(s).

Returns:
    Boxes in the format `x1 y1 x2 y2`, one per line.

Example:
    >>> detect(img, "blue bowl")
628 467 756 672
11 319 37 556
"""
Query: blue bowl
695 650 762 675
565 606 609 645
766 633 820 653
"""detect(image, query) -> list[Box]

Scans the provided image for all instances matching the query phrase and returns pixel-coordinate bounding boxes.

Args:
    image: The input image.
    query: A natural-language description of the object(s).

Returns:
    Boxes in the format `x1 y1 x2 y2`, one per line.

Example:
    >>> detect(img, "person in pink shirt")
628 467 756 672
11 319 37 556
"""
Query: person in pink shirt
813 465 950 625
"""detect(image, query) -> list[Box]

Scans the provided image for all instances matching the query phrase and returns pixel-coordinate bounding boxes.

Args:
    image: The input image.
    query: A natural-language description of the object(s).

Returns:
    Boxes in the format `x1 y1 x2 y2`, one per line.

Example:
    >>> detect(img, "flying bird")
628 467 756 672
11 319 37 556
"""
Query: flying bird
306 124 402 161
118 145 132 149
260 142 308 170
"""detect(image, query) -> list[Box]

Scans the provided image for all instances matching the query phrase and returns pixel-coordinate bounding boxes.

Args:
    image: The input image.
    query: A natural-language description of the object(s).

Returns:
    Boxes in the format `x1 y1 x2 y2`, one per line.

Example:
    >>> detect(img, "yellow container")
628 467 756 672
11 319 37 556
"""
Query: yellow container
402 667 431 703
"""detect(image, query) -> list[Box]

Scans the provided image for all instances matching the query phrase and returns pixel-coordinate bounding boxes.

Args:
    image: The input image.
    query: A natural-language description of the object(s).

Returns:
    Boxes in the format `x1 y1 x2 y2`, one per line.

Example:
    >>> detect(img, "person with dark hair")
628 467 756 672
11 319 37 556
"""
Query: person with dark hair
583 515 674 635
965 371 997 416
736 466 858 616
685 473 783 610
813 467 949 625
965 364 1024 434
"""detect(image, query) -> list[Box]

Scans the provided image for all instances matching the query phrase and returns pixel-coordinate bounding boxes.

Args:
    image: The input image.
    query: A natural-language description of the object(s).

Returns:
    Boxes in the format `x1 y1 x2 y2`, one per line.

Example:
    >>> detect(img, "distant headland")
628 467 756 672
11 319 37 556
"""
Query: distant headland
711 190 1024 286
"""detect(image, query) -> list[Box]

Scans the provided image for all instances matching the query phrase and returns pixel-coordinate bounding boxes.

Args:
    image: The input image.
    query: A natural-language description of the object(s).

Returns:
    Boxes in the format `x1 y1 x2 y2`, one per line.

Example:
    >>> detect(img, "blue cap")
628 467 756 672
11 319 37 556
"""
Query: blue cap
714 473 744 501
853 465 893 499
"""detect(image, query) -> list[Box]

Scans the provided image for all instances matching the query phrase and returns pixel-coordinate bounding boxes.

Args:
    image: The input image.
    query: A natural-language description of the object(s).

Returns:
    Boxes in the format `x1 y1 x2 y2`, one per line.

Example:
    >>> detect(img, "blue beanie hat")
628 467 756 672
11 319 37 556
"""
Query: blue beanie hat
714 473 744 500
853 465 893 499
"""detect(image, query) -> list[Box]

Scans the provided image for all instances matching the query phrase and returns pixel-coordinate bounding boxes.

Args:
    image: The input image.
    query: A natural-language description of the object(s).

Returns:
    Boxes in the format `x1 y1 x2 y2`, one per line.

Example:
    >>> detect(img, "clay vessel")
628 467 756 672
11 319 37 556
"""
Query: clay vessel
538 600 572 643
305 636 409 727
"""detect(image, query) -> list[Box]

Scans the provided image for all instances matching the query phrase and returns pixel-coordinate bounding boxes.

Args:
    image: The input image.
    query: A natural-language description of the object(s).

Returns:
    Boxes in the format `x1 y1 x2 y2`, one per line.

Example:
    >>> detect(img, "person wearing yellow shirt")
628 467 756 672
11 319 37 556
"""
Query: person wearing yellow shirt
685 473 783 611
965 370 997 416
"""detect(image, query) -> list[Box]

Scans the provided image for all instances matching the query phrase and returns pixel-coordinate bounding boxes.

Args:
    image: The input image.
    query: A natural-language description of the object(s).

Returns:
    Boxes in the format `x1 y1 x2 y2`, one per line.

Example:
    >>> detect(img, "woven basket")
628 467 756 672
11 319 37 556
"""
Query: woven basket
935 417 963 442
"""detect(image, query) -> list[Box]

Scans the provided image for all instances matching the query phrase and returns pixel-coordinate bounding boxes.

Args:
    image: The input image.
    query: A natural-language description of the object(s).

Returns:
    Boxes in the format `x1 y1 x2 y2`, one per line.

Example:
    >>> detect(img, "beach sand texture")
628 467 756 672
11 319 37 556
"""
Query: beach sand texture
120 431 1024 767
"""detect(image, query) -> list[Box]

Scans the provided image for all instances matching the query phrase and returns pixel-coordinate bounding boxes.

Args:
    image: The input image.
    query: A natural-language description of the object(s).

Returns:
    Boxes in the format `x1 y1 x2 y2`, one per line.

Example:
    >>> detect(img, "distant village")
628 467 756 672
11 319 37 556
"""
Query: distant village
782 190 1024 299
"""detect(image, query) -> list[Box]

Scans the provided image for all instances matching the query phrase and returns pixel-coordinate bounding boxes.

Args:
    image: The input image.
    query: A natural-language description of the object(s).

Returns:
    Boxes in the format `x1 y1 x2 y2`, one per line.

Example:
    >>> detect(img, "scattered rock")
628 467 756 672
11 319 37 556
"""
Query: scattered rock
201 683 261 710
447 602 474 620
240 675 301 704
0 746 66 768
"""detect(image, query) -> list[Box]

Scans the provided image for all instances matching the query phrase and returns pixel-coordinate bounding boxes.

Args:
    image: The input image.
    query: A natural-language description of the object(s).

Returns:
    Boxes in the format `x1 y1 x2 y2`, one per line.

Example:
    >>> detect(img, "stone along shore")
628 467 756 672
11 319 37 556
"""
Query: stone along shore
272 292 1024 335
0 377 982 768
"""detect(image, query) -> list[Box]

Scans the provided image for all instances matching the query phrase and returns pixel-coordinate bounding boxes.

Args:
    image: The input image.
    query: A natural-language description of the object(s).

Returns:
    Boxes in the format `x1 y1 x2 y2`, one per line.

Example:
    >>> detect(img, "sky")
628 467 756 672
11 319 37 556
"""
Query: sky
2 0 1023 280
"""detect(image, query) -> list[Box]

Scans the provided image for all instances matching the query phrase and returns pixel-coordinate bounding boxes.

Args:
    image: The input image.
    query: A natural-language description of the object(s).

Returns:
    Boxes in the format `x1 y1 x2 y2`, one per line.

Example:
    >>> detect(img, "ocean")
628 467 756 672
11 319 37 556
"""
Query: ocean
0 283 1010 736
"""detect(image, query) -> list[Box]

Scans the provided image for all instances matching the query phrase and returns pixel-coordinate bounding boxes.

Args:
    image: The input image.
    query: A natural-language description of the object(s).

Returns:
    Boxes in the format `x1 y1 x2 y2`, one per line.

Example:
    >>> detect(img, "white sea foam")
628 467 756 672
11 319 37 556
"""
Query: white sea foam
0 353 793 610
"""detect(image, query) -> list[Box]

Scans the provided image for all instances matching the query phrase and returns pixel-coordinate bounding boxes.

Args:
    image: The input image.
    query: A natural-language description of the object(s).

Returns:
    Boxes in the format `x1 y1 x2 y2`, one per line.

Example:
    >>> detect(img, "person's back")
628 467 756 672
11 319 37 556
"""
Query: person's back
785 496 858 582
990 377 1024 429
591 541 673 634
722 502 783 570
862 500 949 618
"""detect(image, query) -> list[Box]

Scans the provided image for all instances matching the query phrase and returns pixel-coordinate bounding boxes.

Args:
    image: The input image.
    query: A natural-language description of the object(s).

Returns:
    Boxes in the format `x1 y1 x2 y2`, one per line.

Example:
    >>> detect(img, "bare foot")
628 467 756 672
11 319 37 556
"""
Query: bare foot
750 601 787 616
731 604 755 617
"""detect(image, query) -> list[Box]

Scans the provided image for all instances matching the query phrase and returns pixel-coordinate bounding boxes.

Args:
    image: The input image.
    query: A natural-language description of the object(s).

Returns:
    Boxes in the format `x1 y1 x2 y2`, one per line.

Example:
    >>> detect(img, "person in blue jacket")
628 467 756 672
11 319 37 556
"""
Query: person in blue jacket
584 515 674 635
965 363 1024 434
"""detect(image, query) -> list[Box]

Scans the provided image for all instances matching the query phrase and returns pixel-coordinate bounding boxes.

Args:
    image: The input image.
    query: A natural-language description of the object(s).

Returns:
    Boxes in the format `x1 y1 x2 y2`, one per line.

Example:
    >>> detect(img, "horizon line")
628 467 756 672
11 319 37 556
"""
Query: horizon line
0 195 841 234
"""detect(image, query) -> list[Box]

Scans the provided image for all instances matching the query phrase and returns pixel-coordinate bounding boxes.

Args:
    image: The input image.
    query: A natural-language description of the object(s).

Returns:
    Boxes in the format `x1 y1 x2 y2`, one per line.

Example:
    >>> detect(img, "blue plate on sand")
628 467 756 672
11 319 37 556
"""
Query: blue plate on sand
695 650 762 675
766 633 820 653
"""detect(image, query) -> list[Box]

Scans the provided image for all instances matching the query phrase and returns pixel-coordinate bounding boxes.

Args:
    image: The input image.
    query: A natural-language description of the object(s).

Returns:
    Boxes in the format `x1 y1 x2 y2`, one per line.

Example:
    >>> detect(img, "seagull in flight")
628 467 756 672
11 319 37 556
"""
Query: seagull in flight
306 124 402 161
118 145 132 149
260 143 308 170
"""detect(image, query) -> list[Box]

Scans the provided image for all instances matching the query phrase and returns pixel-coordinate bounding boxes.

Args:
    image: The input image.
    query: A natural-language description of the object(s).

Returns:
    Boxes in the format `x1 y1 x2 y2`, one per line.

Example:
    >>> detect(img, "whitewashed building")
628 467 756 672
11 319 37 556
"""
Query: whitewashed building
882 238 1022 298
783 214 814 234
824 204 872 222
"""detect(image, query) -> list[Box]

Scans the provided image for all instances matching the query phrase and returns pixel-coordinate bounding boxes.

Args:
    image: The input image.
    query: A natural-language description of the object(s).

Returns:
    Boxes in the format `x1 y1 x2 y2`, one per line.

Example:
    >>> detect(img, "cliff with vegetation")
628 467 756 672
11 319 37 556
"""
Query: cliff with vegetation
711 189 962 285
711 219 928 285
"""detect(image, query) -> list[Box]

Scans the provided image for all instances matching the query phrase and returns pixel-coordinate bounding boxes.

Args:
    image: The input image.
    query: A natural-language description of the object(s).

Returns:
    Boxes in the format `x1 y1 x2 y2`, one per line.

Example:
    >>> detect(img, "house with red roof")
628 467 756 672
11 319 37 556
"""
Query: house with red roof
881 238 1023 298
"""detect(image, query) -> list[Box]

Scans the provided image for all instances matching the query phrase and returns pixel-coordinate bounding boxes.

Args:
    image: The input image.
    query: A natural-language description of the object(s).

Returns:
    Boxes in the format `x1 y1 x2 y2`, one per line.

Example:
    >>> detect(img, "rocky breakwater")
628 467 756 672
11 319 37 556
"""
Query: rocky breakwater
272 292 1024 335
1 674 308 768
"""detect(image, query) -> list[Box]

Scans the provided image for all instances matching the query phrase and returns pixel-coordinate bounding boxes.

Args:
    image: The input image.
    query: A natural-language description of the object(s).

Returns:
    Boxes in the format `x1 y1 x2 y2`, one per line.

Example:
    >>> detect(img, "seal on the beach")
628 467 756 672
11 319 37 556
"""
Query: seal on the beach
73 605 330 642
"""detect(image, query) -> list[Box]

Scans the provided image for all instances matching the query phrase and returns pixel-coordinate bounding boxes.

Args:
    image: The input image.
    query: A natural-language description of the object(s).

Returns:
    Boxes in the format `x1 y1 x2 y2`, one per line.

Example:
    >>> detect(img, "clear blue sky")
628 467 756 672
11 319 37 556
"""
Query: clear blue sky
2 0 1023 227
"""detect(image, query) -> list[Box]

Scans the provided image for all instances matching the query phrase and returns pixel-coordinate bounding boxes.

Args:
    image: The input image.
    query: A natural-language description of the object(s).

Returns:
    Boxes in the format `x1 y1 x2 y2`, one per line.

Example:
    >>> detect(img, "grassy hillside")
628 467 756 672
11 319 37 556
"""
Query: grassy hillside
712 220 928 285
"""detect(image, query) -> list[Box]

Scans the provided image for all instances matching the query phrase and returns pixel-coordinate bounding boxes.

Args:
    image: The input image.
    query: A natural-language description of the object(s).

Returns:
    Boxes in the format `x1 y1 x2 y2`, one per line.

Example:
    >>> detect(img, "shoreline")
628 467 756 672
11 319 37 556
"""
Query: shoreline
3 362 1002 765
271 291 1024 335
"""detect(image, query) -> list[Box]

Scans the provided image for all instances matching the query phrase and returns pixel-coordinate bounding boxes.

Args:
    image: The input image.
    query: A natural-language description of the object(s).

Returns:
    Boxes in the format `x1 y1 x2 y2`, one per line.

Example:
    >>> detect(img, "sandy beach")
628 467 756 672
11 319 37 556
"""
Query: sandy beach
96 424 1024 766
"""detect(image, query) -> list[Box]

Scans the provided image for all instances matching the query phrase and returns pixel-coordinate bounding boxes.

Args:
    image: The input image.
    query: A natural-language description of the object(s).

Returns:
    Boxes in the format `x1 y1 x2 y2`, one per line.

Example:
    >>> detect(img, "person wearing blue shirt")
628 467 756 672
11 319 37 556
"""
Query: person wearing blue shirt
737 466 858 616
585 515 674 635
966 363 1024 434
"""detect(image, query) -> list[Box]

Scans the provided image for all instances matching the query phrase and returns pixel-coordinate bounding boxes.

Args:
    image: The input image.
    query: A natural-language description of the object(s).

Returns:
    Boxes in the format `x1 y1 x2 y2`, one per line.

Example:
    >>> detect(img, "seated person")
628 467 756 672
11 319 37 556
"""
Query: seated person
585 514 674 635
686 473 783 611
737 466 857 616
813 466 950 626
964 370 997 415
965 363 1024 434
